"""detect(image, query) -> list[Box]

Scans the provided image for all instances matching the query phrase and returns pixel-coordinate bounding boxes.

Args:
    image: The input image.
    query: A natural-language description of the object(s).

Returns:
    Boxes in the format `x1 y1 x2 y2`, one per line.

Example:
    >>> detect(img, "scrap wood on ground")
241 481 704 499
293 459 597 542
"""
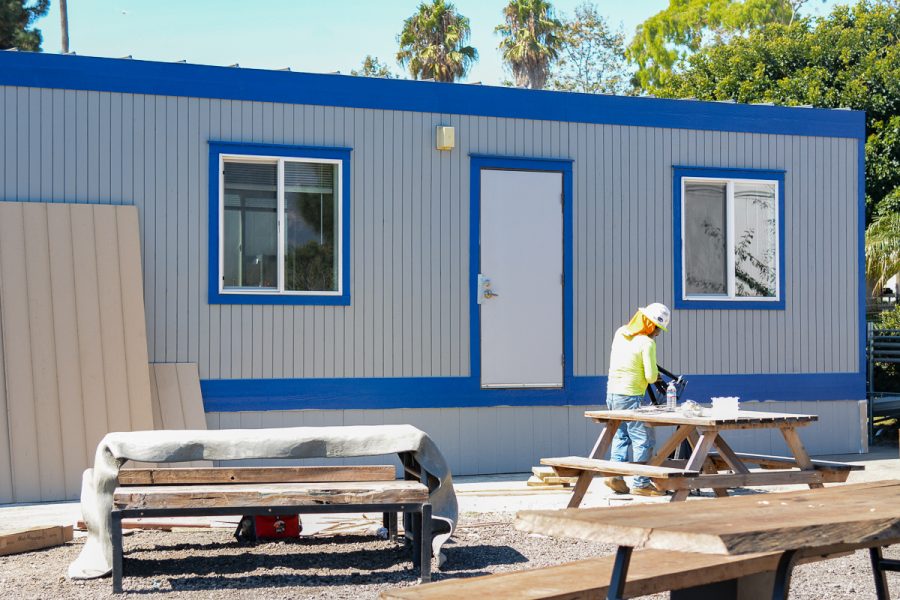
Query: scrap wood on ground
526 466 578 489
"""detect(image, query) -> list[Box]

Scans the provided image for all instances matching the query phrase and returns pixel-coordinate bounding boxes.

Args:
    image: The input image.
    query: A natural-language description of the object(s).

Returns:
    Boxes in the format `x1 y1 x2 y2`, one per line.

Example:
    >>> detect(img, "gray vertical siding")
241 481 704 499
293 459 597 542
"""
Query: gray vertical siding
0 85 859 380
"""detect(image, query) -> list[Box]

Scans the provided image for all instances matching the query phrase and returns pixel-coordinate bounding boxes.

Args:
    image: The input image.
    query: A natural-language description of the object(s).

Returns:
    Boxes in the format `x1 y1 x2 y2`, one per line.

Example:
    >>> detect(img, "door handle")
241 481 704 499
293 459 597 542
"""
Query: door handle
483 289 499 299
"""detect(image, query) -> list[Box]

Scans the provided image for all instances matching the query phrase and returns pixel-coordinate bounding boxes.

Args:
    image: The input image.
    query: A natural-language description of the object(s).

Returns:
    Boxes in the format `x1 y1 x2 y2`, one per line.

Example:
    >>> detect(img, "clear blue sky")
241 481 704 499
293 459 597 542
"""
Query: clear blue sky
35 0 843 85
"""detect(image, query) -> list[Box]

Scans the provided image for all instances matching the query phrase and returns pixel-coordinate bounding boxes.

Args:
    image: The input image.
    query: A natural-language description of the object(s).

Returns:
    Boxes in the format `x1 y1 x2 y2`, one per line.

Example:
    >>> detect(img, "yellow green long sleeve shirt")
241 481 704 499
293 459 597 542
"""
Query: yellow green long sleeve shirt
606 326 658 396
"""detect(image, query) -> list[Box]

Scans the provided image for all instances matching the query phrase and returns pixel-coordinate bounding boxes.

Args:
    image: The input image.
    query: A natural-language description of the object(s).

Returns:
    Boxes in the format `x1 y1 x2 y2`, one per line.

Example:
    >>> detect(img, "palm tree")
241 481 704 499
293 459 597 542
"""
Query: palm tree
866 210 900 297
397 0 478 82
496 0 564 89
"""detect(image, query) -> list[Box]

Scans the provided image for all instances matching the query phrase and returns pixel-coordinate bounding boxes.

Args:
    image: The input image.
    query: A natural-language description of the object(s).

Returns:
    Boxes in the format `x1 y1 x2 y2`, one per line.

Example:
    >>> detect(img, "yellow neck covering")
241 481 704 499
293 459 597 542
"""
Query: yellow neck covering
623 310 657 339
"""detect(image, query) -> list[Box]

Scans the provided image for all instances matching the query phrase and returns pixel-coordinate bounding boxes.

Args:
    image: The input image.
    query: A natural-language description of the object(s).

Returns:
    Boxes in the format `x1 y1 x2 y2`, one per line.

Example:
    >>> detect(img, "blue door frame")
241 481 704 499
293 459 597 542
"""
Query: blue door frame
468 154 576 391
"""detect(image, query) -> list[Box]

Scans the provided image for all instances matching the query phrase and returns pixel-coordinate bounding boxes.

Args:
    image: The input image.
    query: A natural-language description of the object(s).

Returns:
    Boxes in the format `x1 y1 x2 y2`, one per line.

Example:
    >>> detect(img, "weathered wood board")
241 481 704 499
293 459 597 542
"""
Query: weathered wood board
542 456 700 479
584 409 817 429
0 525 74 556
379 548 782 599
118 465 396 485
516 481 900 556
0 202 155 502
114 481 429 510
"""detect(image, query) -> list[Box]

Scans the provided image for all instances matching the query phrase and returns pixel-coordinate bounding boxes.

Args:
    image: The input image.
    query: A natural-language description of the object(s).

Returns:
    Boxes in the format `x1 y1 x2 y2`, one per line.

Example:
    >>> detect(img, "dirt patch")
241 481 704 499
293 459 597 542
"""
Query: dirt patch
0 513 896 598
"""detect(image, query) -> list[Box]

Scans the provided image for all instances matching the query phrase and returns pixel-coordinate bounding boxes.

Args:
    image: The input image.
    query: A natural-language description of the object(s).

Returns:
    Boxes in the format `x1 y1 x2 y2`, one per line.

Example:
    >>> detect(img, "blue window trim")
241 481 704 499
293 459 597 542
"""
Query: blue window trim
208 141 352 306
199 372 865 411
469 155 575 390
673 166 786 310
0 52 865 141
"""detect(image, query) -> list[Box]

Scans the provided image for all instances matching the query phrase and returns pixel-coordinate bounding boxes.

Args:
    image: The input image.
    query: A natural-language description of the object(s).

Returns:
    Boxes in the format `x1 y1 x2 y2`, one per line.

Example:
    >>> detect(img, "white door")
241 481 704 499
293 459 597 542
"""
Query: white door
479 169 563 388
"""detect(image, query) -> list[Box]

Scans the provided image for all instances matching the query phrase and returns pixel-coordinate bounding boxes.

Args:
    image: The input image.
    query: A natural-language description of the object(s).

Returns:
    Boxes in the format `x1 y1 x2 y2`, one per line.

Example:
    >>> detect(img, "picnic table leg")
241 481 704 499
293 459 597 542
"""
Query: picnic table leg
671 431 720 502
567 419 621 509
869 546 899 600
607 546 633 600
771 550 798 600
111 511 124 594
384 512 398 541
781 427 824 489
647 424 694 467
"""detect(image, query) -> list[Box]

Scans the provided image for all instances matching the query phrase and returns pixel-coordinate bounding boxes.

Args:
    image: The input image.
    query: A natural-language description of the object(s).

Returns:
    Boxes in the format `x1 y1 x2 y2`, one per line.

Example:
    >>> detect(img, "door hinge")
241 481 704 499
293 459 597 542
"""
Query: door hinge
560 193 564 208
560 273 564 286
561 354 565 366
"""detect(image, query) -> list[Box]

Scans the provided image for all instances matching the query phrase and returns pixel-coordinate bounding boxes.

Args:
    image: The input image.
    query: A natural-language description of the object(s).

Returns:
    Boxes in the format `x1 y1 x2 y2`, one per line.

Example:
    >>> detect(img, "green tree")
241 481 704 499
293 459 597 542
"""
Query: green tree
350 55 398 79
550 2 630 94
496 0 564 89
627 0 796 89
397 0 477 82
0 0 49 51
653 2 900 220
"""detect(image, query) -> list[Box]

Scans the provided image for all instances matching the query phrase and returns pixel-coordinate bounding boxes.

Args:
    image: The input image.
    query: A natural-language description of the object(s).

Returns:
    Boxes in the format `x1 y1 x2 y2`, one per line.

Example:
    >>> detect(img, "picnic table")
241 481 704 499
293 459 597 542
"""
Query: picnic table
515 480 900 599
544 408 861 507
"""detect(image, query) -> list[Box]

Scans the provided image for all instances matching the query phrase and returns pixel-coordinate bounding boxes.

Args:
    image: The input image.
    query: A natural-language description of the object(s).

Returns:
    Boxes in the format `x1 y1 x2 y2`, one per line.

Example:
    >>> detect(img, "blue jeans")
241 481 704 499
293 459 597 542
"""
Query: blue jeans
606 393 655 488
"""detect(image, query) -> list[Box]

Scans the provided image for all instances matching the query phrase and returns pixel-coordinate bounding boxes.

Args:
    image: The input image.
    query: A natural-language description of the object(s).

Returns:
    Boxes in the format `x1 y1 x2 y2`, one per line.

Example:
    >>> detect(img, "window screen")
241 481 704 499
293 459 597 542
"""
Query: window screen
683 182 727 296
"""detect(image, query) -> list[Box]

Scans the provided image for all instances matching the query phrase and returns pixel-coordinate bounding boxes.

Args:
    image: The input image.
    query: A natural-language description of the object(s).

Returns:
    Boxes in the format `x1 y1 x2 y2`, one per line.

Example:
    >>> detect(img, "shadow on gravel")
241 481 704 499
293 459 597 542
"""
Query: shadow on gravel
435 544 528 572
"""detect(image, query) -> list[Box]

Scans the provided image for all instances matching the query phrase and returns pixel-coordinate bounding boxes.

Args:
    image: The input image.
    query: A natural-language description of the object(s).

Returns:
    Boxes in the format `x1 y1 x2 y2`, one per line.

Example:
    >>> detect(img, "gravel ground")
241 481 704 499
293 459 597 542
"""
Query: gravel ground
1 512 898 599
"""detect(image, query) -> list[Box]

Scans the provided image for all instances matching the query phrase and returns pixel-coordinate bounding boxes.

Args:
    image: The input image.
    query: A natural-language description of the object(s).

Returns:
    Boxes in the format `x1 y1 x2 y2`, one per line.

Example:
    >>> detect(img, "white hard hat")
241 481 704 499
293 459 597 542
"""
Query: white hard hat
639 303 670 332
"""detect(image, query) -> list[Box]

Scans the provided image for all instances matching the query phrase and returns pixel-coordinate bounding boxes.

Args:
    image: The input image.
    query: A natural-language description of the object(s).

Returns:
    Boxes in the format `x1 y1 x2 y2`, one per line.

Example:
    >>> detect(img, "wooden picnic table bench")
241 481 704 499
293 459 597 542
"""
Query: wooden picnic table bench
515 480 900 599
543 408 859 507
111 465 433 593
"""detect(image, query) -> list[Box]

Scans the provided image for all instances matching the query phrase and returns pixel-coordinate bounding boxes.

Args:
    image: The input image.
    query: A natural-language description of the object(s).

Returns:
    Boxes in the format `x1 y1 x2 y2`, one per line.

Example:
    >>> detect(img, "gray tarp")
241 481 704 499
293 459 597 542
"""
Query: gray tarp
68 425 458 579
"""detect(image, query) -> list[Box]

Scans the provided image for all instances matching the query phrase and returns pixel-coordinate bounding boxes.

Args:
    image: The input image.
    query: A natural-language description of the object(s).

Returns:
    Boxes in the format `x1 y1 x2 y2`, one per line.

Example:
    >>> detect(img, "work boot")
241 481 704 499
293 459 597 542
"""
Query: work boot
631 484 667 497
604 476 629 494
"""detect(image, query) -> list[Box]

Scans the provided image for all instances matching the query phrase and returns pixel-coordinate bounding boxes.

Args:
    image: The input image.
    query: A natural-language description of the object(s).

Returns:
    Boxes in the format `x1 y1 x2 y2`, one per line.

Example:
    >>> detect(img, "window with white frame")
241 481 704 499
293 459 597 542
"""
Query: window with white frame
220 155 342 295
681 177 780 301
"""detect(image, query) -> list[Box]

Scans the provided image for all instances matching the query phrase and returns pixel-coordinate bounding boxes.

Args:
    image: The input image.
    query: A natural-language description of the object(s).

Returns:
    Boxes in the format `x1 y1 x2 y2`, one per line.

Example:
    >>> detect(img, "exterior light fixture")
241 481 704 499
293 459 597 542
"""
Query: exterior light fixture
435 126 455 151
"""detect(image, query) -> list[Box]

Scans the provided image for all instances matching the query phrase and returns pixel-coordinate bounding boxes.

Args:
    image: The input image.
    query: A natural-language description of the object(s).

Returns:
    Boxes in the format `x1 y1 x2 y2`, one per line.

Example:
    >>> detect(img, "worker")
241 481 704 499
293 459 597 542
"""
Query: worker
604 303 671 497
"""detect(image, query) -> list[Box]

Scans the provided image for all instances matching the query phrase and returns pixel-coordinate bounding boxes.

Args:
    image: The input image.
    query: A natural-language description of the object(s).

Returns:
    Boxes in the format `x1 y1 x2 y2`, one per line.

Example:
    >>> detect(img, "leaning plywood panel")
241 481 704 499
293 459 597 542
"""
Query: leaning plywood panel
47 205 89 495
148 363 210 467
0 202 42 501
0 202 155 502
0 275 13 504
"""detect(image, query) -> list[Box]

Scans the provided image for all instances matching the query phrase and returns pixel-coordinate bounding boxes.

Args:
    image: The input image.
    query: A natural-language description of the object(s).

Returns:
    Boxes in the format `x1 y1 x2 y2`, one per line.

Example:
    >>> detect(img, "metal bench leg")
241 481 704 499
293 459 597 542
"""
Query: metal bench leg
410 509 421 569
771 550 797 600
388 512 398 541
420 504 432 583
871 546 900 600
111 511 124 594
607 546 632 600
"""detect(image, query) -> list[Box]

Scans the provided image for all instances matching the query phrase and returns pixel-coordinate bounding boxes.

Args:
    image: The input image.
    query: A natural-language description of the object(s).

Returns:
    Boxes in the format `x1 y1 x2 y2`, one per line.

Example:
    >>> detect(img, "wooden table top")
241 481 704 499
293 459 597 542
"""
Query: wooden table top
515 481 900 556
584 408 817 428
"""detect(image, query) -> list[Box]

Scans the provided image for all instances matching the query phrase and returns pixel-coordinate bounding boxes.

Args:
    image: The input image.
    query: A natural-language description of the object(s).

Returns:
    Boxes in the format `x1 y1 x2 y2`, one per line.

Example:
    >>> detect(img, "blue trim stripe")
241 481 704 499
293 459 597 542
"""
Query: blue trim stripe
0 52 865 140
207 142 352 306
200 372 865 411
469 156 575 388
673 166 787 310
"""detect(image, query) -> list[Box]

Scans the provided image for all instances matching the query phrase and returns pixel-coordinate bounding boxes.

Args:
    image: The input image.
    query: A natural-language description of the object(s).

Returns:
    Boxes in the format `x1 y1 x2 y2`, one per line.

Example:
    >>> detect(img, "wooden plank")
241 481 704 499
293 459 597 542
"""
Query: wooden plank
515 481 900 556
22 203 66 500
542 456 699 479
585 410 817 428
92 205 131 433
0 525 73 556
47 204 89 498
652 468 848 491
0 202 41 502
647 424 694 467
114 480 428 510
711 436 750 474
708 452 862 472
379 549 782 600
566 419 621 508
116 206 154 431
671 432 720 501
118 465 397 485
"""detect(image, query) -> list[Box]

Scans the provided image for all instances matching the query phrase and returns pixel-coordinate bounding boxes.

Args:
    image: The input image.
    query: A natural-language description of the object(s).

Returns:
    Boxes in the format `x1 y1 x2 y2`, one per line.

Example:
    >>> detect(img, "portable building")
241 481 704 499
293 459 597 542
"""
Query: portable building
0 52 867 478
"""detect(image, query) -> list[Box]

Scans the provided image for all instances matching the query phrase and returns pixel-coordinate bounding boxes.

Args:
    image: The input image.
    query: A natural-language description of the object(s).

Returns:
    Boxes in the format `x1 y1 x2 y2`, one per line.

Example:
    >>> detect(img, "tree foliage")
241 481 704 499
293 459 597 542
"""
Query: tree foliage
627 0 796 89
496 0 564 89
0 0 49 51
397 0 477 82
867 211 900 296
652 1 900 221
549 2 629 94
350 55 398 79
